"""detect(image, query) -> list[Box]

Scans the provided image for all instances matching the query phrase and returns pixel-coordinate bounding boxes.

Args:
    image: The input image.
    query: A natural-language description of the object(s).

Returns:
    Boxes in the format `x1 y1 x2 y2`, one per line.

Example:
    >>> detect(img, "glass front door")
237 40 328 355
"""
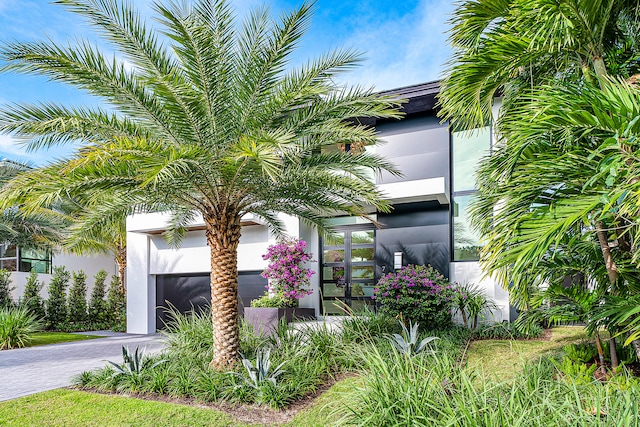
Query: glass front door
321 228 376 314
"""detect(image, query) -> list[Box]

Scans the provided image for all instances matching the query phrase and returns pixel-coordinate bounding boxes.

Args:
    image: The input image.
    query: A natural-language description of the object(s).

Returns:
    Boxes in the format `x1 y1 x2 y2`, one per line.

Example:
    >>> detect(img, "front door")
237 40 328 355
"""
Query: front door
321 227 376 314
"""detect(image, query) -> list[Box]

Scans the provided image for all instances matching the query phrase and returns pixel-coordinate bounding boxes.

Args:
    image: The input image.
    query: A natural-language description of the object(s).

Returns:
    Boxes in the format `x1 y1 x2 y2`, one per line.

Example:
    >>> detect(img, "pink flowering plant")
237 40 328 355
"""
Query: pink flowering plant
260 238 315 307
373 264 454 329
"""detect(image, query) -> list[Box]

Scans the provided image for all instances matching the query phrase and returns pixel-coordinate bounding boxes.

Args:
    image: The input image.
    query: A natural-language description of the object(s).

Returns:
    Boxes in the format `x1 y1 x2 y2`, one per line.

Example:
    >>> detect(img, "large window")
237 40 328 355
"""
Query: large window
451 126 491 261
452 195 482 261
0 243 51 273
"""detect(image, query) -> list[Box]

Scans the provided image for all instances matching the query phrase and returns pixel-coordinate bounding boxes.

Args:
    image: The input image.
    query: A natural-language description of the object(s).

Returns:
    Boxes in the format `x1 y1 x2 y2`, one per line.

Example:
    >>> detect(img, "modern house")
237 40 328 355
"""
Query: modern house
126 81 511 334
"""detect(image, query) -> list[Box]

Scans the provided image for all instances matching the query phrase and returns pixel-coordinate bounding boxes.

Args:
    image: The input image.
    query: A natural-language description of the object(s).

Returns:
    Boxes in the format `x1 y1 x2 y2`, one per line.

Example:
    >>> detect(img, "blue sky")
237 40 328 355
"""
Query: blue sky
0 0 454 165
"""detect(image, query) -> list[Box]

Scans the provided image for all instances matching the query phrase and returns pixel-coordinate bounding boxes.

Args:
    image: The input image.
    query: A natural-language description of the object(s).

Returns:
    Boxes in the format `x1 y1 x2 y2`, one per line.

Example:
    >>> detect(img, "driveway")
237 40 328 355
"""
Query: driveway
0 332 165 401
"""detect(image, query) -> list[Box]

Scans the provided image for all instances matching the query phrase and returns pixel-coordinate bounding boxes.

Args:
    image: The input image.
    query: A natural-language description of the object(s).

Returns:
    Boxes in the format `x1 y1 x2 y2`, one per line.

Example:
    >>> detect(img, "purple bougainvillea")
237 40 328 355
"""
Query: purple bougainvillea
261 238 315 306
373 264 454 329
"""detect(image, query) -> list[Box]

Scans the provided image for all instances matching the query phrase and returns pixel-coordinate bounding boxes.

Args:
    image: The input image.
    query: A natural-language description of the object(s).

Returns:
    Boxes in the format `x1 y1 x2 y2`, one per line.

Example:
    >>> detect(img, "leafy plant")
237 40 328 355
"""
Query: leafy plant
0 269 15 309
231 347 285 389
0 306 42 349
564 342 598 364
452 282 498 329
45 266 70 329
261 238 315 307
386 320 438 356
471 322 543 340
250 293 289 308
107 346 166 377
106 275 125 330
67 270 87 324
373 264 454 328
20 269 45 320
88 270 108 323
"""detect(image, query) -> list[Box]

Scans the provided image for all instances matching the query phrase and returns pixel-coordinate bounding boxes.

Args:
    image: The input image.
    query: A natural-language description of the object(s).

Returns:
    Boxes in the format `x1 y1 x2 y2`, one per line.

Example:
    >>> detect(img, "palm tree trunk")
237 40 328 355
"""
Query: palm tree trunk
609 336 619 370
205 211 242 370
115 244 126 293
460 307 468 328
595 333 606 374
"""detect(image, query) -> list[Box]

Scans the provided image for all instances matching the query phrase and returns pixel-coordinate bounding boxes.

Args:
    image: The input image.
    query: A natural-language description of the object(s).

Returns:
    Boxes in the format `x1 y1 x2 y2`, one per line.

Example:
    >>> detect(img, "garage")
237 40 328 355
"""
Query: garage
155 271 267 329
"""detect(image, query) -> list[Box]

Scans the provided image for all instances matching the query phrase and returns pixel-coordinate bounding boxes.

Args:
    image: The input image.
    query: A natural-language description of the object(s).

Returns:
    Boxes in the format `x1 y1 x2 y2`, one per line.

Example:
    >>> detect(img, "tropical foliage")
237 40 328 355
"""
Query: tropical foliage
440 0 640 362
373 264 454 328
259 238 314 307
0 0 402 368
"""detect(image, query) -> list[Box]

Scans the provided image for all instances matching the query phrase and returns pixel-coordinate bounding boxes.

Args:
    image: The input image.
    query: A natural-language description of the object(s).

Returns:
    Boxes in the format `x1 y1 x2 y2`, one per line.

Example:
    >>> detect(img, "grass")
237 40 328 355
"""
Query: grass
466 326 588 380
23 332 102 347
0 389 254 427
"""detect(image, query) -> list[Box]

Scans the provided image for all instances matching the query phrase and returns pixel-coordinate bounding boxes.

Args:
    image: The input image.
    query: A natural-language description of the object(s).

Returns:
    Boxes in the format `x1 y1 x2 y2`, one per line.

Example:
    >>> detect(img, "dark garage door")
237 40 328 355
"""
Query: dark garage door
156 271 267 329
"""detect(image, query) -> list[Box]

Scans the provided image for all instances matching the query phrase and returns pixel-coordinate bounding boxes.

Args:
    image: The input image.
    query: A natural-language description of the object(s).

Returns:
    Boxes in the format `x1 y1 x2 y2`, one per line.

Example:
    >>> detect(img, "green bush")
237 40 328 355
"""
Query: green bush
20 270 45 320
250 293 289 308
0 306 42 349
373 264 454 329
563 342 598 364
67 270 88 324
106 275 126 331
0 269 15 309
472 321 544 340
45 266 70 329
88 270 108 323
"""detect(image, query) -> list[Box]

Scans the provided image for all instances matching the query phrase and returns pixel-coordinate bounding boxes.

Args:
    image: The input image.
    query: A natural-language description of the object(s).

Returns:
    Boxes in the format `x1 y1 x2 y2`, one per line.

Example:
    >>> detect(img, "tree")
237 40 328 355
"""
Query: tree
0 0 402 368
67 270 88 324
439 0 640 362
45 266 70 329
88 269 108 324
21 269 45 320
0 269 14 309
106 275 125 331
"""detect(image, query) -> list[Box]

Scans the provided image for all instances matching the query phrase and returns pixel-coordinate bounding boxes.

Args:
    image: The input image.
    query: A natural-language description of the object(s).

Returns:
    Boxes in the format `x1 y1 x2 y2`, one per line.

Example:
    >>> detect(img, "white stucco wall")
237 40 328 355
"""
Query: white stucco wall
450 261 511 323
9 252 116 303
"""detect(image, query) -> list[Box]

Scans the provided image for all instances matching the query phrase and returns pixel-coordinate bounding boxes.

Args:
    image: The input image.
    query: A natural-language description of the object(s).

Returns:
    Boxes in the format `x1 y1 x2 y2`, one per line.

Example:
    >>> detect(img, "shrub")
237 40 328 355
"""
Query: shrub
45 266 70 329
20 270 45 320
0 269 15 309
88 270 108 323
373 264 454 329
250 293 289 308
261 238 314 306
106 275 126 330
0 306 42 349
452 282 498 329
67 270 88 324
471 322 544 340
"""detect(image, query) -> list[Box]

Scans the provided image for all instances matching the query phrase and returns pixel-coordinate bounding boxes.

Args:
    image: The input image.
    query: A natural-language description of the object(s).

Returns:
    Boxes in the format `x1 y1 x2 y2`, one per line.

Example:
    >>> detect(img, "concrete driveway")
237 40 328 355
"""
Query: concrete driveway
0 332 165 401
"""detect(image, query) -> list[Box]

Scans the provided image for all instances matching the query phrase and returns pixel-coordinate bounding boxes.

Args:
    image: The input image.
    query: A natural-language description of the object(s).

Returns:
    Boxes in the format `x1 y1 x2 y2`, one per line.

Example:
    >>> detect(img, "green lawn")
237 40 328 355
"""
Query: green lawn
0 389 254 427
26 332 102 347
466 326 588 380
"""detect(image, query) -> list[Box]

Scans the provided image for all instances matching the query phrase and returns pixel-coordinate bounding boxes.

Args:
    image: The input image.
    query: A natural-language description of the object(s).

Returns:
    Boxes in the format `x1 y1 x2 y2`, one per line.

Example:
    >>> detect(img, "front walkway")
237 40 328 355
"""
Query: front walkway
0 333 165 402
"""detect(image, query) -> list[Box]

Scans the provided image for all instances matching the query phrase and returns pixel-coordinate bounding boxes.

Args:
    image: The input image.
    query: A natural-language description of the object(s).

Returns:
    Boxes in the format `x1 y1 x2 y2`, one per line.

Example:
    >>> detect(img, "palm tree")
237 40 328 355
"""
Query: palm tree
439 0 640 360
0 0 402 369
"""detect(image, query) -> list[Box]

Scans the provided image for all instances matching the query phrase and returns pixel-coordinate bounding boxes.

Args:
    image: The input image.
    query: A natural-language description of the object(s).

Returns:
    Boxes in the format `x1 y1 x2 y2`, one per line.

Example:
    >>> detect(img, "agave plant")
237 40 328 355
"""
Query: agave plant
107 346 166 377
232 347 285 389
386 321 438 356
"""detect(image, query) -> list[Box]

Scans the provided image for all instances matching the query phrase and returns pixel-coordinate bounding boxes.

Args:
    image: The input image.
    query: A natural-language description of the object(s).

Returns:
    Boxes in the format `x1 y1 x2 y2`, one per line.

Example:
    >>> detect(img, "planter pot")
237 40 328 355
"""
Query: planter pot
244 307 316 337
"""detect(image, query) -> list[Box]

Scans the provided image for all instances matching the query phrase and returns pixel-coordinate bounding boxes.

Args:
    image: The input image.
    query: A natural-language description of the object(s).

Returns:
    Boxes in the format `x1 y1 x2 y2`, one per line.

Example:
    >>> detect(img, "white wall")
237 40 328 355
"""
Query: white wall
450 261 511 323
9 252 116 303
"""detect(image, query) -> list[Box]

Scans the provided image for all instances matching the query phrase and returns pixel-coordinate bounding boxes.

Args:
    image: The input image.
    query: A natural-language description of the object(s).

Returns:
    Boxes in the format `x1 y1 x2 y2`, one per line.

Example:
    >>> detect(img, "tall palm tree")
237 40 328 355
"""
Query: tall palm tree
0 0 402 369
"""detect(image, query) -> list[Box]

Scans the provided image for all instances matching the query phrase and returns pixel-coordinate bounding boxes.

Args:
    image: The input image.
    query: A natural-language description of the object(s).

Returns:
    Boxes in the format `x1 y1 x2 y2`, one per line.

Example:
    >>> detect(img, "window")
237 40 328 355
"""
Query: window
0 243 51 273
20 247 51 274
451 126 491 261
452 127 491 192
452 195 482 261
